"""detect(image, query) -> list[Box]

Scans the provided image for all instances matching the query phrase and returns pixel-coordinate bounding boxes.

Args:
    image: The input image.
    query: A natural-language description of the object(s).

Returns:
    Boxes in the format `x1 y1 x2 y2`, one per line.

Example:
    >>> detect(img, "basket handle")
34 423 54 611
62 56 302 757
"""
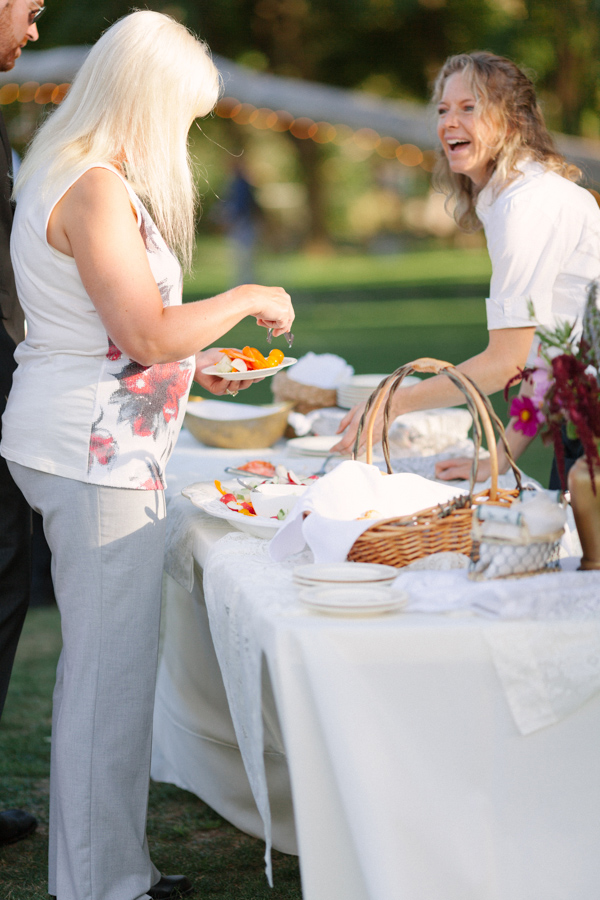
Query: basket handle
352 357 522 502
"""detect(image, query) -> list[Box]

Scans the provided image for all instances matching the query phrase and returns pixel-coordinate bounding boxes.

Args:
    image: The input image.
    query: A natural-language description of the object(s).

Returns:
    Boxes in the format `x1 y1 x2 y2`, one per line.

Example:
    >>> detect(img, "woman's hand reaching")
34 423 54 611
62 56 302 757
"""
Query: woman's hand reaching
332 382 399 455
434 455 491 483
331 402 368 455
238 284 295 339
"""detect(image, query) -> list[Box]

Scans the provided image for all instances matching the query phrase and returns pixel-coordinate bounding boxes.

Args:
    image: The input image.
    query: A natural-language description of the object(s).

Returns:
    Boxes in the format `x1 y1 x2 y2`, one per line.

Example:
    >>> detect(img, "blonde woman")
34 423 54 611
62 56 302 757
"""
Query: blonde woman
0 12 293 900
333 51 600 474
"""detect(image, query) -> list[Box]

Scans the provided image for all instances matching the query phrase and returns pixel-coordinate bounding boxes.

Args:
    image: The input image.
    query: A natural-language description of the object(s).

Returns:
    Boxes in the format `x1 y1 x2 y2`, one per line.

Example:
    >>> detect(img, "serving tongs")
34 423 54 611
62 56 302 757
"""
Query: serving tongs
266 328 294 348
224 466 277 483
224 455 335 487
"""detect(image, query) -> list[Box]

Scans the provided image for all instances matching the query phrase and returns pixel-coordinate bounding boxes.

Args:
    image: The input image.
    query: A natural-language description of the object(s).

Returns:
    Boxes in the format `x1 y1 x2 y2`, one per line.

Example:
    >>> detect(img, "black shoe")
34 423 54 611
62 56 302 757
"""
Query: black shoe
49 875 193 900
148 875 193 899
0 808 38 846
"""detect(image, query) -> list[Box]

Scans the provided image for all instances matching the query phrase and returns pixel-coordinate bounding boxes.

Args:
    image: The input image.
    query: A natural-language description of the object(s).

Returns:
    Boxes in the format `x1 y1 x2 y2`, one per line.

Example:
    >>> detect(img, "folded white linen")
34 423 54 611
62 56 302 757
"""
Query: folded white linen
269 459 467 564
288 351 354 388
391 559 600 734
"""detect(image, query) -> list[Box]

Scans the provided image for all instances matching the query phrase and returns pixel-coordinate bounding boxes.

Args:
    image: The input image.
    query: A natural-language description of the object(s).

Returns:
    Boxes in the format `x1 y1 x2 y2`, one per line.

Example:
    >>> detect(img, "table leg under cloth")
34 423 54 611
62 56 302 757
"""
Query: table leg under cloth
151 569 297 855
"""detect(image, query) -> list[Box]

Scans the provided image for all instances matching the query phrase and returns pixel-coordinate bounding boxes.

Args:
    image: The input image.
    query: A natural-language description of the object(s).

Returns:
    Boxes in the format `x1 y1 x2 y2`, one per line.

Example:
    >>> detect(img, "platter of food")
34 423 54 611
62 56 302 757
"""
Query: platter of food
182 461 319 539
182 481 282 538
202 346 297 381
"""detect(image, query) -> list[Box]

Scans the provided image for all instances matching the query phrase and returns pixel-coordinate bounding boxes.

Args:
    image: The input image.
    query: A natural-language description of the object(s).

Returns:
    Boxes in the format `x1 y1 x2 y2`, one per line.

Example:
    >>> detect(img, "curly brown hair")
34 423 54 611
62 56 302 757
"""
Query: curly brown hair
431 51 580 232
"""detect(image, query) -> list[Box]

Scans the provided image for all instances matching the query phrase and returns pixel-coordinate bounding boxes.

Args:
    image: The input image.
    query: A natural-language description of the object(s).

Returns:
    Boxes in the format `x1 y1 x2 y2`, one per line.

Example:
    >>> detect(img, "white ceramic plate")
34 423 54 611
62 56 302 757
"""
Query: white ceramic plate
182 481 281 539
336 375 422 409
293 562 398 585
299 585 408 617
201 357 297 381
286 435 340 457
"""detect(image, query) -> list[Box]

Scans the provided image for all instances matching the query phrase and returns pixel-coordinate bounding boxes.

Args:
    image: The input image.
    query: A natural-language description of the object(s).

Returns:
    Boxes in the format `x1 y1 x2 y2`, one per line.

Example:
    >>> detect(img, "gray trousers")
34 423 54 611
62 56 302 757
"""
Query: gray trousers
9 462 165 900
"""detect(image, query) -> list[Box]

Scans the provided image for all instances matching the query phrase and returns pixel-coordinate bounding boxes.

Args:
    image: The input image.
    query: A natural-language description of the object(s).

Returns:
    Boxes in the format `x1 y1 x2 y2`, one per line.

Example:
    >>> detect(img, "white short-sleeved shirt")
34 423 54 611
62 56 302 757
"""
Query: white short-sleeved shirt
0 163 195 490
476 161 600 361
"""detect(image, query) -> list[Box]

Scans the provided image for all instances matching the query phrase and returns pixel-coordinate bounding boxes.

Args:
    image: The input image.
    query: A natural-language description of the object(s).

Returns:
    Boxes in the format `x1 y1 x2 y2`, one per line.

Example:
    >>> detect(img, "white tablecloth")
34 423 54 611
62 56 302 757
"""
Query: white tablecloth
153 428 600 900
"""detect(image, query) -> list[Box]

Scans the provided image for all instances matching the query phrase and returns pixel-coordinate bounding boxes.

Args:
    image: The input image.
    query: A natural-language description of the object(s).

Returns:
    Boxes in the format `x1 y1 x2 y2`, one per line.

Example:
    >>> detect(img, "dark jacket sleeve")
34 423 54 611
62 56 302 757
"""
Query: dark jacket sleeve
0 110 21 401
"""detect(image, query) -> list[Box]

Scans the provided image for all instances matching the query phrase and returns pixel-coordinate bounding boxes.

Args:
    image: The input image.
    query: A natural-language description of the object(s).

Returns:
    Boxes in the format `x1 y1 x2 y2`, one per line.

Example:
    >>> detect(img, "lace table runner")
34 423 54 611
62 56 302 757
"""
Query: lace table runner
392 562 600 734
203 533 310 884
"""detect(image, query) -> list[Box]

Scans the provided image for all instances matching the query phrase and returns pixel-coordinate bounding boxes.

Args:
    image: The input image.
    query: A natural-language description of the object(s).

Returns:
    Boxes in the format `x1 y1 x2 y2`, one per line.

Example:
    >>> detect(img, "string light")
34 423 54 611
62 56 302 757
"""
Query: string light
0 85 436 171
0 80 70 105
213 96 434 171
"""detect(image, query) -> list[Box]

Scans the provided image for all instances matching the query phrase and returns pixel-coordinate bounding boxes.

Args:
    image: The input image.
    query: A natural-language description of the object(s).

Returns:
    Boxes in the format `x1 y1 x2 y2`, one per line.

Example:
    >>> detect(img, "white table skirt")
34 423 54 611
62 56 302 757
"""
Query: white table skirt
153 428 600 900
263 615 600 900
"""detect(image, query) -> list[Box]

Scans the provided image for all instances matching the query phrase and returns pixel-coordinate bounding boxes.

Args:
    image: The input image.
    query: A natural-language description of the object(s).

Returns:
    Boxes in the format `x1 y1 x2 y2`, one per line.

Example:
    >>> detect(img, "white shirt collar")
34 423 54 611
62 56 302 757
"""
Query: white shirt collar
476 158 545 218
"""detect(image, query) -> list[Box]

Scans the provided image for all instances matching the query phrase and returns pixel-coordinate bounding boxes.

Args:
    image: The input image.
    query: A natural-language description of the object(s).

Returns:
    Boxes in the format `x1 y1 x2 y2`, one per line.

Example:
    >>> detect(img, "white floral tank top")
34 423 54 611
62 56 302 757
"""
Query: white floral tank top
1 163 194 490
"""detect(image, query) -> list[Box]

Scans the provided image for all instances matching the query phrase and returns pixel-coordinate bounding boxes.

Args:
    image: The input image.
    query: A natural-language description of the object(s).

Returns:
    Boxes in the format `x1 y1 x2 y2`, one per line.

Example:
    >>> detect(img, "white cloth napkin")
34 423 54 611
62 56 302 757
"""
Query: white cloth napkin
288 351 354 388
391 559 600 734
269 459 467 564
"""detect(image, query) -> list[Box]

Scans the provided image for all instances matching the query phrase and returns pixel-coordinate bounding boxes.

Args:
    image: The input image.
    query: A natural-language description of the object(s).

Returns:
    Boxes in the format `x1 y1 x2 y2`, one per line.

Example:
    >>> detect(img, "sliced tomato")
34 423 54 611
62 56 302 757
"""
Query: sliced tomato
238 460 276 476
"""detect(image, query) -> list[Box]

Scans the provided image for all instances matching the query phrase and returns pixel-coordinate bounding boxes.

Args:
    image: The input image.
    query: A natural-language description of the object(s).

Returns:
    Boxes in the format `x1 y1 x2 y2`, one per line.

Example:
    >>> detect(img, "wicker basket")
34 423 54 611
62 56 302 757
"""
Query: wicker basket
271 369 338 414
347 358 522 568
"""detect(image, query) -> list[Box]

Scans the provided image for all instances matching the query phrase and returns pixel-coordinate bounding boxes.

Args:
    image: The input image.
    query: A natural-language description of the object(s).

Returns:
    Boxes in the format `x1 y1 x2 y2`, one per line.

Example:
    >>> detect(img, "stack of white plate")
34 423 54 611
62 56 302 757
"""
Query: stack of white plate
294 562 408 616
293 562 398 587
336 374 421 409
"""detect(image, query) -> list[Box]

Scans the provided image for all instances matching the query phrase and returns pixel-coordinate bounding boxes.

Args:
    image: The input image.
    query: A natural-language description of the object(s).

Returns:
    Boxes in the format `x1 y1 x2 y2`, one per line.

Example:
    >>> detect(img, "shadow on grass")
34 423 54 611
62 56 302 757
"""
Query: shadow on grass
0 609 301 900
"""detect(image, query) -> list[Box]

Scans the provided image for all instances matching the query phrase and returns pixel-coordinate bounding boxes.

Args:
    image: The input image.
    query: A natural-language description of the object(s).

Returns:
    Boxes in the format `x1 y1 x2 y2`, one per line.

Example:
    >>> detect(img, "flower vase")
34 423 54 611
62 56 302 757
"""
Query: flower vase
568 457 600 570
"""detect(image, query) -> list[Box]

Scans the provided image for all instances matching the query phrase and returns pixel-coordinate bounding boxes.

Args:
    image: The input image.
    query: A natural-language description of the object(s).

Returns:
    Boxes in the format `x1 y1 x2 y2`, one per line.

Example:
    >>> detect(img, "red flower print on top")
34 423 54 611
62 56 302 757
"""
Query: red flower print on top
110 360 192 439
106 337 122 361
88 417 119 472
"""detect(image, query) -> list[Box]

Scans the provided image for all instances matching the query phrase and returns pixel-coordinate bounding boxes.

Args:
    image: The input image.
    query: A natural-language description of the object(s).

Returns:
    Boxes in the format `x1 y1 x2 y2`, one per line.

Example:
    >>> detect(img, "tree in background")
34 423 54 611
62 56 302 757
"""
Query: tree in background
34 0 600 136
27 0 600 249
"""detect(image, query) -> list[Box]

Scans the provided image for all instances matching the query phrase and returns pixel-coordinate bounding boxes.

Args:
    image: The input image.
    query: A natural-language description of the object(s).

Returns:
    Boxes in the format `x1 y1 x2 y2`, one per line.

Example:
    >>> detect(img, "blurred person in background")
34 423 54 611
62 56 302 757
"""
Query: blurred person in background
220 160 262 287
0 0 44 850
334 51 600 489
0 11 293 900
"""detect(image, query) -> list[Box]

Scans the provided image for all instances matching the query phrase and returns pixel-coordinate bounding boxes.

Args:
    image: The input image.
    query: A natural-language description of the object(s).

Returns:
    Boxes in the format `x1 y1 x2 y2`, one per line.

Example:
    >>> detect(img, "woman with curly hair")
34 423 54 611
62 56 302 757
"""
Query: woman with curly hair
333 51 600 478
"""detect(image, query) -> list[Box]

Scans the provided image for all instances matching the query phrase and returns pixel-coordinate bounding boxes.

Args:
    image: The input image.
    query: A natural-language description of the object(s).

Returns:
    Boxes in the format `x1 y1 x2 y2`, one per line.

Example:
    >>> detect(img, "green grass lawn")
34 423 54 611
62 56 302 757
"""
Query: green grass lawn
185 238 492 296
0 609 302 900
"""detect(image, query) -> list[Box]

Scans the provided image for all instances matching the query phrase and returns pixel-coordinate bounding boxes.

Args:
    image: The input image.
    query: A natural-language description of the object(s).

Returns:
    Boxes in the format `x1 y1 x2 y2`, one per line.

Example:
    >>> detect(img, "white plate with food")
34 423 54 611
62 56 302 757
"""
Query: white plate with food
202 357 297 381
293 562 398 586
182 481 283 539
299 585 408 617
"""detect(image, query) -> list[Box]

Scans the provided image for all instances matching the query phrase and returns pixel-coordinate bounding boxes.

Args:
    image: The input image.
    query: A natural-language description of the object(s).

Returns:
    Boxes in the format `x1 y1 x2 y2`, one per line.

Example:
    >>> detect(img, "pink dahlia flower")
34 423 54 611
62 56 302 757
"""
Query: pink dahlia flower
509 396 544 437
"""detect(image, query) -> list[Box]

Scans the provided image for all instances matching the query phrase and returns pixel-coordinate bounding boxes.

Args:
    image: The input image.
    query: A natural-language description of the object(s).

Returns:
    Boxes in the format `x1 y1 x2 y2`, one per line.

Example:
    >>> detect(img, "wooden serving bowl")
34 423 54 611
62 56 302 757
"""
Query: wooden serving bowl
184 398 294 449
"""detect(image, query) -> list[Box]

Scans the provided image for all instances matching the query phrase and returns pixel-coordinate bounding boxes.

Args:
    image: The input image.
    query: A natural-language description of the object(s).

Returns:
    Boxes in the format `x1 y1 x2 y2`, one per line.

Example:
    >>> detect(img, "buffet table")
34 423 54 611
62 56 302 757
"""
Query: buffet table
152 429 600 900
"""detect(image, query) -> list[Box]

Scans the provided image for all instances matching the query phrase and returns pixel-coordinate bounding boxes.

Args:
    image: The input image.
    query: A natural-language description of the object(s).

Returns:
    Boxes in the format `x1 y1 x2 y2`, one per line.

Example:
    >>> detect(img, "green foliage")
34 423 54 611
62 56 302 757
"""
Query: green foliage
582 280 600 369
32 0 600 136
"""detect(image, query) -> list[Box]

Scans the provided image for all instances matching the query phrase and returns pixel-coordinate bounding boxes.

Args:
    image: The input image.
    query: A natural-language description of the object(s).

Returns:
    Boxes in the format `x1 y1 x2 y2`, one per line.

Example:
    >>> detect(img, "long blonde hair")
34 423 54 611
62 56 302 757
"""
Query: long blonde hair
15 10 221 269
431 52 580 232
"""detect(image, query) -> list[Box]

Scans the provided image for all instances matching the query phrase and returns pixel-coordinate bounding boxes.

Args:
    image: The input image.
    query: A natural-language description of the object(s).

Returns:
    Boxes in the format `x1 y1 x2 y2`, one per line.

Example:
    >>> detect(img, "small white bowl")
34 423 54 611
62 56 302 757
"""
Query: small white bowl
250 483 306 519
